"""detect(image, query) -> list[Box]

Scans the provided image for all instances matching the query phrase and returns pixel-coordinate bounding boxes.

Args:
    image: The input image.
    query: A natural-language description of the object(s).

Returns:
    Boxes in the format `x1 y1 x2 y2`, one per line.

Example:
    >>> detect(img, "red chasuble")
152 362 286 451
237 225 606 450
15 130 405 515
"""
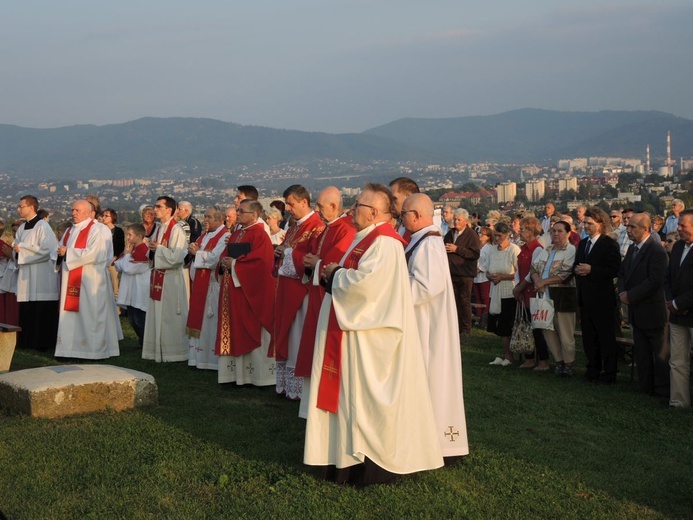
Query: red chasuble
185 228 226 338
270 212 325 361
149 219 177 301
294 215 357 377
316 223 406 413
215 223 275 356
61 220 96 312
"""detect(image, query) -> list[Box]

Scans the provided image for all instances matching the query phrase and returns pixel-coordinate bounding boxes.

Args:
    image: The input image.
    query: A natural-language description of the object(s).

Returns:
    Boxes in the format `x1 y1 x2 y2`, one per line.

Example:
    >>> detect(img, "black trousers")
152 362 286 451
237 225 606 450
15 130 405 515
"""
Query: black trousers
632 325 669 396
452 277 474 334
581 305 618 383
17 300 59 351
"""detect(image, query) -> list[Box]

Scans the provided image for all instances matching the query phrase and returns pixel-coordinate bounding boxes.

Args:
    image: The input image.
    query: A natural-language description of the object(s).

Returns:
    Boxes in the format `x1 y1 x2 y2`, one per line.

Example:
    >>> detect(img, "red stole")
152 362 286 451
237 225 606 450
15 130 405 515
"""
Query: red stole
270 213 325 360
130 243 149 262
185 228 226 338
316 223 405 413
62 220 96 312
149 219 177 301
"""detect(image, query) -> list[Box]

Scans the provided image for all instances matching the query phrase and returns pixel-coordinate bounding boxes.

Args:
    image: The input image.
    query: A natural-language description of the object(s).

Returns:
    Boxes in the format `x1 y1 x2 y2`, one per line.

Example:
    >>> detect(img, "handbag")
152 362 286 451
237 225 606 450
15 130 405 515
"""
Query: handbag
510 300 535 355
529 293 555 331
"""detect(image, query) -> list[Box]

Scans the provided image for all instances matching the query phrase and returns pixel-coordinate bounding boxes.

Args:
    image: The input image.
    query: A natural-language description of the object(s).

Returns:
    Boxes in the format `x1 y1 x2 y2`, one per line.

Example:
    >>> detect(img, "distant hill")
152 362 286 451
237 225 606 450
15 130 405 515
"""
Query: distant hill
2 110 692 179
0 118 434 180
364 108 693 163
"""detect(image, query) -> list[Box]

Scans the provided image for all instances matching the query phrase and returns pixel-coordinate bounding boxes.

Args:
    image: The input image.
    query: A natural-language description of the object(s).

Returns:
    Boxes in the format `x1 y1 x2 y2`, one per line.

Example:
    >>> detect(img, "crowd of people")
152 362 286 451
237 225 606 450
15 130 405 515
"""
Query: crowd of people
0 182 690 484
437 197 692 408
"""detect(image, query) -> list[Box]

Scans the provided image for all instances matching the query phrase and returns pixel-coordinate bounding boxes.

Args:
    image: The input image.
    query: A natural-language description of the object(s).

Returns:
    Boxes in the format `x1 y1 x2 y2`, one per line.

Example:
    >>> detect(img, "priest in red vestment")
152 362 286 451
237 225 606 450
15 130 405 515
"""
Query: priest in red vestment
216 199 276 386
296 186 356 417
272 185 325 399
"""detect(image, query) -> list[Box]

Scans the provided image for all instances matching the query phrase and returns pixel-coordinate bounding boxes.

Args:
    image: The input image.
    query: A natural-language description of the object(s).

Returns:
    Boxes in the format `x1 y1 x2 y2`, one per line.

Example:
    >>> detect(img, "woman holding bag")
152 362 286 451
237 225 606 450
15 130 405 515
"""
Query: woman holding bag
487 222 521 366
530 221 577 377
512 217 551 371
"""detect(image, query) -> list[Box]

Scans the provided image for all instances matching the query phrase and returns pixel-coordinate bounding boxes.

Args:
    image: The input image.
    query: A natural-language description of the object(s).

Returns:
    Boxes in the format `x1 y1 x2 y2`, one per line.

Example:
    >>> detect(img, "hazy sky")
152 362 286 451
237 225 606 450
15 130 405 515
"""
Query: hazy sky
2 1 691 133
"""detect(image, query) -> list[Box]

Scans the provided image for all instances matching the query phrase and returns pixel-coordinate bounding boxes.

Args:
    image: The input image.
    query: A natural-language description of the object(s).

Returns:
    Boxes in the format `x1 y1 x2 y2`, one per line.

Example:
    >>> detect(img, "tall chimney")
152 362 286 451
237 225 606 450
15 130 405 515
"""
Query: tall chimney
646 144 650 174
667 130 672 175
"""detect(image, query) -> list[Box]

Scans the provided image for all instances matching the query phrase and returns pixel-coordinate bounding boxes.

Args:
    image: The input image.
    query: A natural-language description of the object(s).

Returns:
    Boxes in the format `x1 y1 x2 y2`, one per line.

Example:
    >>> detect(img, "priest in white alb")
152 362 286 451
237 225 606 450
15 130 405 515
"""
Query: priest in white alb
186 205 229 370
55 200 120 359
401 193 469 462
304 183 443 485
142 196 189 362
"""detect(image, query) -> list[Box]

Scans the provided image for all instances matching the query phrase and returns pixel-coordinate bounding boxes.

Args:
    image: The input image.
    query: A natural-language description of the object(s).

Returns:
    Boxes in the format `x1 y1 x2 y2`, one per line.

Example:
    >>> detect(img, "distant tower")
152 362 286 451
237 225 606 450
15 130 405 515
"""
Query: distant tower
646 144 650 174
667 130 673 176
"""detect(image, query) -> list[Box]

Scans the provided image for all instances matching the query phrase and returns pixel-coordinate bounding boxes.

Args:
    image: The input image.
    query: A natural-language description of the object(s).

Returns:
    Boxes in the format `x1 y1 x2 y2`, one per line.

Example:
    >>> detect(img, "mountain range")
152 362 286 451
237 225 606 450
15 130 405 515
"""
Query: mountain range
1 109 691 180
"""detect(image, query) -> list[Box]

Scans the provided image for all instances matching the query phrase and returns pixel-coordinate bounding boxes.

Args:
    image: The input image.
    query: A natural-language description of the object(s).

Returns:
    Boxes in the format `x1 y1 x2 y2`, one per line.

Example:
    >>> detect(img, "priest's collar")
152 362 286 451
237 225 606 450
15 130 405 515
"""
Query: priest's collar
72 218 94 231
241 220 262 231
23 213 41 230
296 210 315 225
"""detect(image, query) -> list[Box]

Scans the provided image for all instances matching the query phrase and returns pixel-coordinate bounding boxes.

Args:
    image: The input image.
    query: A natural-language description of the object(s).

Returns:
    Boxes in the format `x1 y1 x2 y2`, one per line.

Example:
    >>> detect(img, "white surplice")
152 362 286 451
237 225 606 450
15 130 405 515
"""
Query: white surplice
55 219 120 359
14 220 59 302
405 224 469 458
188 225 229 370
114 250 150 312
304 223 444 474
142 220 189 362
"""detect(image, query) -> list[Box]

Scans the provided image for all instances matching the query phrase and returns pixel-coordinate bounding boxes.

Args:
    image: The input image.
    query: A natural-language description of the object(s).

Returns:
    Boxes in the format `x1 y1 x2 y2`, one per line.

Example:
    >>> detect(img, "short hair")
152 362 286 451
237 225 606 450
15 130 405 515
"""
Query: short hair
240 199 264 217
104 208 118 223
453 208 469 221
363 182 394 214
520 217 542 237
680 209 693 218
141 205 155 217
584 207 611 233
388 177 420 196
552 221 571 233
653 215 665 226
666 231 680 242
36 209 49 220
283 184 311 205
267 207 283 221
127 223 146 237
20 195 39 211
206 205 225 221
157 196 177 215
622 207 635 214
494 222 511 235
270 200 285 214
237 185 259 200
86 195 101 213
179 201 193 212
672 199 685 208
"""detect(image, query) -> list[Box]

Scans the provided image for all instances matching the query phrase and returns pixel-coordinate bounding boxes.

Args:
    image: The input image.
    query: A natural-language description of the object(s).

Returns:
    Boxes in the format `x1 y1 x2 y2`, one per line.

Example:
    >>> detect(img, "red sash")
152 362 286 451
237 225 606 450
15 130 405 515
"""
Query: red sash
130 243 149 262
316 224 405 413
149 219 177 301
185 228 227 338
62 220 96 312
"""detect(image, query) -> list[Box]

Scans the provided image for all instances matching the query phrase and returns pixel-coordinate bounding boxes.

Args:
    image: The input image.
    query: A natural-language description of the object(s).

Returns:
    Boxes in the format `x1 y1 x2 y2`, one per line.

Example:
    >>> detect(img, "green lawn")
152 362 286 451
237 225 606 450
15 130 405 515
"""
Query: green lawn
1 321 691 519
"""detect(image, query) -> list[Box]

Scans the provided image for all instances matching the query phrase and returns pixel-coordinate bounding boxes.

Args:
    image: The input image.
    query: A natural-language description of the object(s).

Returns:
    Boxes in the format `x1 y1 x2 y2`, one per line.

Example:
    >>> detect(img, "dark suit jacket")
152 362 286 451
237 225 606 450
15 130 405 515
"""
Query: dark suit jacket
443 226 480 280
618 235 668 329
574 234 621 311
665 240 693 327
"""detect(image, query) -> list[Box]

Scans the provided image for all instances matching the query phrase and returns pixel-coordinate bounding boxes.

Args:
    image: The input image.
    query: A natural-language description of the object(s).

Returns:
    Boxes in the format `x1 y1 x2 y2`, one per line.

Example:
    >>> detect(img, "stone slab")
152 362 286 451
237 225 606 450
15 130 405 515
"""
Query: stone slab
0 364 158 418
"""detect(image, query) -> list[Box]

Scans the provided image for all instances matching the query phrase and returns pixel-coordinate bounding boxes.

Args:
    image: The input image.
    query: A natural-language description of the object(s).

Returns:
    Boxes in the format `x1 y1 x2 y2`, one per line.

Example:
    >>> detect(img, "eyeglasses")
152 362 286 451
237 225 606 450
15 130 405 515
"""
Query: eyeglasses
610 215 619 219
237 209 255 215
17 205 29 210
666 239 675 243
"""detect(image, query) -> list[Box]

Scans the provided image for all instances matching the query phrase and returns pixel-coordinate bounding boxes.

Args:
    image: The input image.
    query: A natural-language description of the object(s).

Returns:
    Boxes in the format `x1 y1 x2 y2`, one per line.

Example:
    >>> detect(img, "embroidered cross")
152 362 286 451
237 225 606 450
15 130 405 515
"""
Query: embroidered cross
226 359 236 371
323 360 339 379
268 365 275 375
444 426 460 442
246 363 254 374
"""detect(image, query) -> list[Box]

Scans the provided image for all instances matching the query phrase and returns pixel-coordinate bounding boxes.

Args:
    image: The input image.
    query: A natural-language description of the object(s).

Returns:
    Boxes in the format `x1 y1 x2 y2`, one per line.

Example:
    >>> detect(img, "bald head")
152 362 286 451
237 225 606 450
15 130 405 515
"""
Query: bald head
316 186 342 223
71 200 92 224
401 193 434 234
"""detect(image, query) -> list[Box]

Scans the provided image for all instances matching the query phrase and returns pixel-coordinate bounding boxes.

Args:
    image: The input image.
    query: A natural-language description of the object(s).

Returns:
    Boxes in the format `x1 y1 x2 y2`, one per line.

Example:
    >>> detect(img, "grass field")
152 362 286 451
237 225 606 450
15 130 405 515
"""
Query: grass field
1 321 691 519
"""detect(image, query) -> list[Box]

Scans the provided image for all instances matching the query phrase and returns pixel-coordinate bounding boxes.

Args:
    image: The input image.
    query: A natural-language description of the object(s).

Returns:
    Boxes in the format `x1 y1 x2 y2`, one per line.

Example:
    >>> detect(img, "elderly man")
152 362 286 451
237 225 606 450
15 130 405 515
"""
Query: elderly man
575 205 587 239
216 199 276 386
618 212 669 397
142 196 189 362
12 196 60 350
665 209 693 407
541 203 556 235
304 183 443 485
440 205 454 236
224 206 237 232
663 199 685 235
401 193 468 462
296 186 356 417
186 206 229 370
55 200 120 359
443 208 481 336
177 201 203 244
272 185 325 399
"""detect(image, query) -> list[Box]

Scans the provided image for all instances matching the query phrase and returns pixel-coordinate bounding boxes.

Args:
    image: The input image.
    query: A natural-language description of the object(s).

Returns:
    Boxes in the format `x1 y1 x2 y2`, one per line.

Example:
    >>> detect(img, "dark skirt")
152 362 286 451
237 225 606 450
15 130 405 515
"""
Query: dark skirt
487 297 517 337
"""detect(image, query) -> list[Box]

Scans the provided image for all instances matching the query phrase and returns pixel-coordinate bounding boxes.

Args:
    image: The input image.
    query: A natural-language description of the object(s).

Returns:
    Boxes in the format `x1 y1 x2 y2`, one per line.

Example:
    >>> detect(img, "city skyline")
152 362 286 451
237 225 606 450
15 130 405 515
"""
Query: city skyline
2 1 692 133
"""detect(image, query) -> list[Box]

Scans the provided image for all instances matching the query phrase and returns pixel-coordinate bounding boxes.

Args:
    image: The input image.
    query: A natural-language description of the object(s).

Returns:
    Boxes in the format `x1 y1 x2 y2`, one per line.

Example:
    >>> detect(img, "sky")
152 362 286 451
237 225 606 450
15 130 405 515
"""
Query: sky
2 1 692 133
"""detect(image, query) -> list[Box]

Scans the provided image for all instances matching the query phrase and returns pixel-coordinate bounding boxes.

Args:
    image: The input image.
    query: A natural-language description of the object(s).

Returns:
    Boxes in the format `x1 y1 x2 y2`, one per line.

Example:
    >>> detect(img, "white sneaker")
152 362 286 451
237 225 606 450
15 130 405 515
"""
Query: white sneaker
500 359 512 367
489 357 504 365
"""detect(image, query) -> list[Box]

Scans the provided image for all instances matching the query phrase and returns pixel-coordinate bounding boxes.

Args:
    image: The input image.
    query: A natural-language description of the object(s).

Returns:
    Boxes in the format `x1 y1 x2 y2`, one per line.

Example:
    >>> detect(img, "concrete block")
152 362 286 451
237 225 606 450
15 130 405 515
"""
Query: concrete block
0 364 158 418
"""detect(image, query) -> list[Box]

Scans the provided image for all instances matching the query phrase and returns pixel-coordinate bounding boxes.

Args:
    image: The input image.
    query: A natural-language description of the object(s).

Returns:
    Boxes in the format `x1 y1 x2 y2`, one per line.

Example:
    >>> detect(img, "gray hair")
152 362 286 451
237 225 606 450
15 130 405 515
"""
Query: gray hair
267 207 283 221
453 208 469 220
